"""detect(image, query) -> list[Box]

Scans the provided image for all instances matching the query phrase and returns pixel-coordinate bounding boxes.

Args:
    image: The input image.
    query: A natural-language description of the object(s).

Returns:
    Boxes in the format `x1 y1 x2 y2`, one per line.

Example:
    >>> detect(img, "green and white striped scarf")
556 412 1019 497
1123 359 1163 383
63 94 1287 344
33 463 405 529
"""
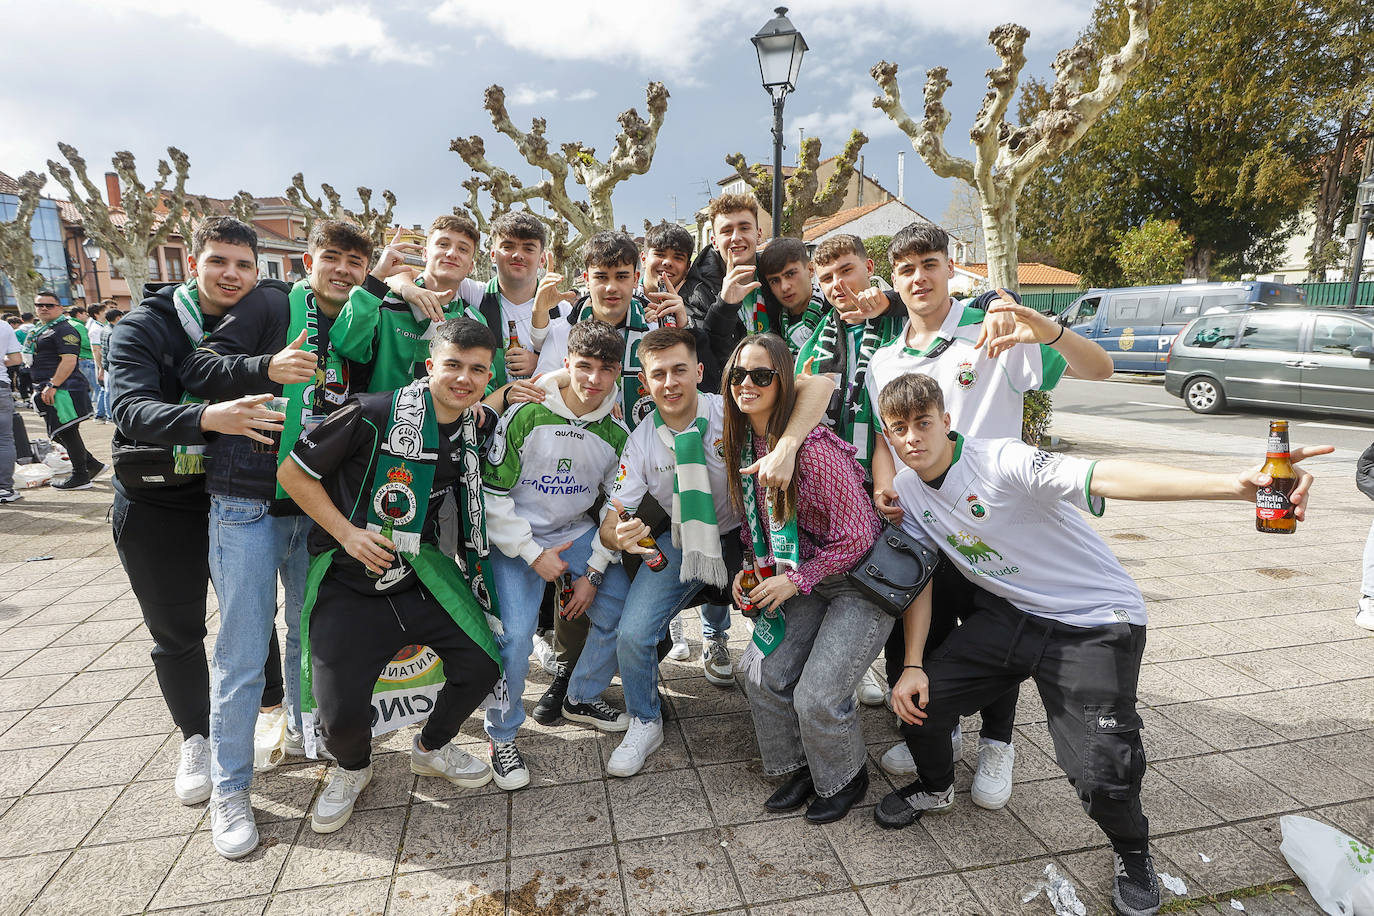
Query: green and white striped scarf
574 295 656 428
653 401 726 587
171 280 208 475
777 294 829 354
795 312 899 470
740 435 801 656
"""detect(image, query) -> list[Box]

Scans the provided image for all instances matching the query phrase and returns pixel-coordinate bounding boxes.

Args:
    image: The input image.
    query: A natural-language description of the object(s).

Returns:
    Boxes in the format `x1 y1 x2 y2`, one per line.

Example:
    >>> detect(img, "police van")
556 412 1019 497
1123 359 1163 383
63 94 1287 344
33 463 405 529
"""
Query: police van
1056 281 1306 373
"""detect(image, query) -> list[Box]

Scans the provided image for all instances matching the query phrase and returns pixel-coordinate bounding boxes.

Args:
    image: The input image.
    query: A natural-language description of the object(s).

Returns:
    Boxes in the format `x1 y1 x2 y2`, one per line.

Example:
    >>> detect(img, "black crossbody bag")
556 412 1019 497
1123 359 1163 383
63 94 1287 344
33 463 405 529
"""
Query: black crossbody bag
847 522 940 618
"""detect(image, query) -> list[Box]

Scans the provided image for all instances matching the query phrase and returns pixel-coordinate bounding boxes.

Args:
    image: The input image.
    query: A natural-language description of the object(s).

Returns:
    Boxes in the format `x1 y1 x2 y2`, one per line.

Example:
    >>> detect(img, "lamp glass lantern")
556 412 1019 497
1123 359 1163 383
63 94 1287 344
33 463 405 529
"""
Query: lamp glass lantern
81 237 102 264
1358 176 1374 211
752 6 808 95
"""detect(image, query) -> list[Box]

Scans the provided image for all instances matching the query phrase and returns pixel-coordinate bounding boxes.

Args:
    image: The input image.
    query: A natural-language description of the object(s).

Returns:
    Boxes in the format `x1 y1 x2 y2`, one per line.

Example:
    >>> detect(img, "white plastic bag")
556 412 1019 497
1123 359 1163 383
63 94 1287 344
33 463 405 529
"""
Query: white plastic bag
1279 815 1374 915
14 464 54 488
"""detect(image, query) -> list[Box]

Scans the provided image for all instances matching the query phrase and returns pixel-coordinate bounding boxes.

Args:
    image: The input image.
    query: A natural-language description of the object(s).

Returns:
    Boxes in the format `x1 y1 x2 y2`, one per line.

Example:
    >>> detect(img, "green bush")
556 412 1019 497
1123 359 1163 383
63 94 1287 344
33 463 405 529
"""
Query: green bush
864 235 893 283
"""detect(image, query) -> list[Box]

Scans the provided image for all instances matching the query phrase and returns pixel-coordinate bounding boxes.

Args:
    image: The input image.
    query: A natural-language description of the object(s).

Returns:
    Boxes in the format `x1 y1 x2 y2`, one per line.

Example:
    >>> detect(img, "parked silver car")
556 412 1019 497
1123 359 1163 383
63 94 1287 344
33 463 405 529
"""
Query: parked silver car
1163 307 1374 417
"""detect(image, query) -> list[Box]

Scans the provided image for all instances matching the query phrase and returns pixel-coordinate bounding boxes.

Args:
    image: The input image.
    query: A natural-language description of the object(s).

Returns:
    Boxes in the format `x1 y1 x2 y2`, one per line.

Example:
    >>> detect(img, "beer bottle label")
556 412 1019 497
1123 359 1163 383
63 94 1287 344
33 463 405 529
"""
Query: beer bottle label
1255 480 1295 520
1266 434 1289 455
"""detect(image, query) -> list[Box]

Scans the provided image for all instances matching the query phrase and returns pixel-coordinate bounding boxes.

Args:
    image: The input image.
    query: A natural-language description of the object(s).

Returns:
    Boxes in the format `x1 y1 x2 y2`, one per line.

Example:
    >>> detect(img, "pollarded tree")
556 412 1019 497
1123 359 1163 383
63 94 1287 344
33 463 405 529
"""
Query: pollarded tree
0 171 48 310
724 131 869 238
870 0 1161 292
173 191 263 249
47 143 197 300
286 174 397 253
451 82 669 271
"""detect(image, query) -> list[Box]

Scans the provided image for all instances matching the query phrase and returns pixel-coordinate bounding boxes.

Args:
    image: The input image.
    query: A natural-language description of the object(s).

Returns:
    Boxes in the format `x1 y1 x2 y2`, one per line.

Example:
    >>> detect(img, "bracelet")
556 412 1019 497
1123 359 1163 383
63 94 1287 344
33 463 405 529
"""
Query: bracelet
1049 324 1066 346
903 664 924 671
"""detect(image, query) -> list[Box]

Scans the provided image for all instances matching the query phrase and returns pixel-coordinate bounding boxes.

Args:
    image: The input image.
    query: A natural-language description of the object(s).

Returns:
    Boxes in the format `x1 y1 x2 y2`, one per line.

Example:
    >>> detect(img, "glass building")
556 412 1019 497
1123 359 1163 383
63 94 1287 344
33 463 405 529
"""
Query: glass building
0 196 73 309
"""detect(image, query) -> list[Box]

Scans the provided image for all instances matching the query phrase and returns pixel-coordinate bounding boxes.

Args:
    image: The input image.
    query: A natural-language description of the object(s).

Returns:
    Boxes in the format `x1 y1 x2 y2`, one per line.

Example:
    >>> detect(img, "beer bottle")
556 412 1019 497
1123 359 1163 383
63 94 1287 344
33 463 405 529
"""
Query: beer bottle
506 319 520 351
738 566 760 618
618 508 668 572
556 572 575 614
657 275 677 328
367 517 395 579
1256 419 1297 534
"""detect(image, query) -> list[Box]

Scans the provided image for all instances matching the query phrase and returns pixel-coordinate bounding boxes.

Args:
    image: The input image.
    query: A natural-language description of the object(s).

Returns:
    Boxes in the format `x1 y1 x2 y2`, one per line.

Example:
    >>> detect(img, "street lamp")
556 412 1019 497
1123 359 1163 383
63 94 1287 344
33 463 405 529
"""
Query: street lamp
752 6 807 239
81 236 103 304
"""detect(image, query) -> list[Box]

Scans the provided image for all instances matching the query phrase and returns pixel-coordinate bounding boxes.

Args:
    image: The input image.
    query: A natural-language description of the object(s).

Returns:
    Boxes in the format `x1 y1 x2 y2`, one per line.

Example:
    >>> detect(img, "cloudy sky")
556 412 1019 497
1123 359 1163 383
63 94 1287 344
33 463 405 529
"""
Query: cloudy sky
1 0 1095 237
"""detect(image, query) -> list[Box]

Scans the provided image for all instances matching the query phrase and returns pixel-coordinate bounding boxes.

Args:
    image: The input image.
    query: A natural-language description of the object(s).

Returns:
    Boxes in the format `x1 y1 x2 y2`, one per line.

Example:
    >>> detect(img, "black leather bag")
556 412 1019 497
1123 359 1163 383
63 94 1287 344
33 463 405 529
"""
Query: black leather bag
111 439 200 489
847 522 940 618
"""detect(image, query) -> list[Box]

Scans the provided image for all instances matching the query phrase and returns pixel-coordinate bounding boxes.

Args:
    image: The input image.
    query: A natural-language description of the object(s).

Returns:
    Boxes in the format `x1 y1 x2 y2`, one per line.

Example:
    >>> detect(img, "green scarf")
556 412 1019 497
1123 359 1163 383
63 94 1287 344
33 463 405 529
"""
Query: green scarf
740 434 801 655
171 281 208 474
653 402 726 587
275 281 345 498
739 287 767 335
574 296 655 427
795 312 900 471
479 277 512 391
20 315 60 356
365 381 439 557
777 295 829 354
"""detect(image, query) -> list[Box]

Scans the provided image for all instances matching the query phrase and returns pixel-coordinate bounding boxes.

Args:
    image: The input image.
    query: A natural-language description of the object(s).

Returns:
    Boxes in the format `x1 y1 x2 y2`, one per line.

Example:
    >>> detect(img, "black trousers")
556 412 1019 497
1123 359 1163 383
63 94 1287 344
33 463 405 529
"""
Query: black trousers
885 560 1019 743
901 594 1150 847
112 491 283 739
309 575 500 771
9 365 32 400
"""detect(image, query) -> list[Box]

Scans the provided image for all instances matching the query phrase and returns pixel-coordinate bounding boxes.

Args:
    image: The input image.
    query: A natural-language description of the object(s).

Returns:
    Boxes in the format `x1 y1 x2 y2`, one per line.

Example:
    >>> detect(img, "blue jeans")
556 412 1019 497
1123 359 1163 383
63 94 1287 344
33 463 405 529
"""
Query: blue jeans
569 539 702 721
485 527 629 742
208 497 309 797
700 603 730 639
0 381 14 492
77 359 106 418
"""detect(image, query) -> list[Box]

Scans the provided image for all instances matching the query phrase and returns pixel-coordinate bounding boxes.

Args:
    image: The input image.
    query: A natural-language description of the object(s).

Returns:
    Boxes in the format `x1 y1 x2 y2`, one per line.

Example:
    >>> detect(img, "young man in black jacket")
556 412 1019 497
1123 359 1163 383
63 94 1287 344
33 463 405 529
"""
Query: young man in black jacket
107 216 289 813
27 291 99 489
177 218 372 859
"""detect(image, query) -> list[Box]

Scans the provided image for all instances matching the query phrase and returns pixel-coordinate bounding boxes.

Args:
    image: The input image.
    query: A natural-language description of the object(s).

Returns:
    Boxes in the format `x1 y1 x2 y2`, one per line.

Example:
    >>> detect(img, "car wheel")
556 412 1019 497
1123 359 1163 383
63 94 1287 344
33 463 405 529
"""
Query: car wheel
1183 376 1226 414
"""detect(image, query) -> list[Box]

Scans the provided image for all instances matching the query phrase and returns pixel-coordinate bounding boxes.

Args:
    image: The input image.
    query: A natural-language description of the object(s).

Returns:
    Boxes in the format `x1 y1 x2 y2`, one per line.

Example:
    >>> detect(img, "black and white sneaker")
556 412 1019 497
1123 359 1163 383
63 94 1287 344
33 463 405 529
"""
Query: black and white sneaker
86 460 108 480
489 739 530 790
1112 848 1161 916
0 489 22 504
52 475 92 491
873 777 954 829
562 696 630 732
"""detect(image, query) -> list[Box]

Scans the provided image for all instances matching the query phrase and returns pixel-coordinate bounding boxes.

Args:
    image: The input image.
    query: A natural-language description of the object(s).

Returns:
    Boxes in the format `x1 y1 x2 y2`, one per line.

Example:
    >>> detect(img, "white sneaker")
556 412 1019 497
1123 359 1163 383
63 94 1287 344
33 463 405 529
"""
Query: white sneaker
970 738 1015 809
667 617 690 661
856 667 887 707
1357 596 1374 632
489 739 531 790
532 633 559 676
410 735 493 788
210 790 258 858
607 717 663 777
879 725 962 778
311 764 372 834
283 726 305 757
175 734 212 804
253 707 287 771
702 636 734 686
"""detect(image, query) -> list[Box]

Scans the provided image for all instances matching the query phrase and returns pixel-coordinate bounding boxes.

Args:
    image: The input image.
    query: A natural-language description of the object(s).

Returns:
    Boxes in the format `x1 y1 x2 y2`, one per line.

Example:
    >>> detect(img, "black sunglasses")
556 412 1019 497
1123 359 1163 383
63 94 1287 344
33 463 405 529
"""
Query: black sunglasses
728 366 779 387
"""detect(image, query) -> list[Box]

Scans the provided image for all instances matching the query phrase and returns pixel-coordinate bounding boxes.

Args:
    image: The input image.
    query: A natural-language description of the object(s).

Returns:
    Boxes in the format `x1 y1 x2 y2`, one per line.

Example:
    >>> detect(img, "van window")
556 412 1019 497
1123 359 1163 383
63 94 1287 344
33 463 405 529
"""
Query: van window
1234 313 1305 351
1184 315 1242 348
1070 297 1100 327
1312 316 1374 355
1201 292 1247 313
1169 295 1202 322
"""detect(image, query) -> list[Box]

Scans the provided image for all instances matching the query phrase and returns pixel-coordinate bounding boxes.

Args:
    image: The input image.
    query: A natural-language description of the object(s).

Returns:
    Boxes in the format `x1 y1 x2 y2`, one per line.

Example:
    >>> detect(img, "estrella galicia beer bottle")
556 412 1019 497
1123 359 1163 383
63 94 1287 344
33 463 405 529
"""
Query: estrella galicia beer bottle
556 572 574 612
506 319 520 351
618 508 668 572
367 517 394 579
738 566 760 618
657 275 677 327
1256 420 1297 534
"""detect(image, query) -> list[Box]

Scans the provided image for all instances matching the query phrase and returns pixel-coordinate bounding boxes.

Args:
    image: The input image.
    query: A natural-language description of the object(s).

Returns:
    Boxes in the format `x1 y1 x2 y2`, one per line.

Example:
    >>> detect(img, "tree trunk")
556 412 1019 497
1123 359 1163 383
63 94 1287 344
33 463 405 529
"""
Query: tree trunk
1309 103 1357 280
112 254 150 305
1184 247 1212 281
981 194 1020 293
6 269 44 314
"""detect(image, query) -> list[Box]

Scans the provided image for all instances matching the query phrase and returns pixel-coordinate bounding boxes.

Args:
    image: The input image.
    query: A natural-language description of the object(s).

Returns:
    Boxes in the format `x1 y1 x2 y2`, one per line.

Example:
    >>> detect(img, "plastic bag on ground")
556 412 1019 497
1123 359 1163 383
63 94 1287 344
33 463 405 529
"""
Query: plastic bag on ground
1020 863 1087 916
14 464 54 488
1279 815 1374 915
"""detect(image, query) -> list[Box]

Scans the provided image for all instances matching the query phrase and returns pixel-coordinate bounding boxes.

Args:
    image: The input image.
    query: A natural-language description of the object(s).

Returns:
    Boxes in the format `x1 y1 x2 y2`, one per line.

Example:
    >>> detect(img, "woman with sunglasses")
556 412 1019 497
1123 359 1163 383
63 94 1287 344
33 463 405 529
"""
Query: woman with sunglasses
723 333 888 823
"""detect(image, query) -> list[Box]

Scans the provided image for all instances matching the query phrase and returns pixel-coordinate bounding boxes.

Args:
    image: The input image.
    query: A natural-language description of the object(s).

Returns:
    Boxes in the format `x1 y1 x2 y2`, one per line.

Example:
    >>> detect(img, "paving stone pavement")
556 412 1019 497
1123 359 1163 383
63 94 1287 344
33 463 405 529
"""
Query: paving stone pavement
1 405 1370 916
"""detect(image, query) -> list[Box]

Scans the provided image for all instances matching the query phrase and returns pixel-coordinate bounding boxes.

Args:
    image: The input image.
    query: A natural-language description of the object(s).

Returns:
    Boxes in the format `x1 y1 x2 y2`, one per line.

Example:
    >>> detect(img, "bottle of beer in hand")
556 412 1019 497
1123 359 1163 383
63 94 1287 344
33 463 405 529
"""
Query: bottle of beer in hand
657 275 677 328
738 566 760 618
1256 419 1297 534
618 507 668 572
507 319 520 351
556 572 574 614
367 517 395 579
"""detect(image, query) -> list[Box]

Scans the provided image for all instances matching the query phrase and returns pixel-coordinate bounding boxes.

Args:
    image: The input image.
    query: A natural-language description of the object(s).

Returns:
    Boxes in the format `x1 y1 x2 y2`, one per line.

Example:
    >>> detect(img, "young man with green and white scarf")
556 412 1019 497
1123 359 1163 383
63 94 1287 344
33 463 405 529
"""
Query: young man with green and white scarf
177 218 374 859
278 317 503 836
591 328 835 777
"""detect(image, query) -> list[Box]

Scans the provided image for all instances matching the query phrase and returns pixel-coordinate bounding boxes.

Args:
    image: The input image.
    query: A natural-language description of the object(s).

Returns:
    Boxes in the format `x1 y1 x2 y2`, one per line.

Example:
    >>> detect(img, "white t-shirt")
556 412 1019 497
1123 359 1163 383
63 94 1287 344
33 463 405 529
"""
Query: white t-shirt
608 392 742 533
86 318 106 351
0 322 19 389
867 298 1068 439
458 278 535 350
894 435 1145 627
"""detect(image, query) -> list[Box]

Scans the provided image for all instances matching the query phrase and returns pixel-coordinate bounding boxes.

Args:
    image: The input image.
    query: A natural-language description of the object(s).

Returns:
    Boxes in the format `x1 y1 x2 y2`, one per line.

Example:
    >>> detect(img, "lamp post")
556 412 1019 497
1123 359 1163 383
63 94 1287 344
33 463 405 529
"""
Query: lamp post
1348 177 1374 308
752 7 807 239
81 236 103 304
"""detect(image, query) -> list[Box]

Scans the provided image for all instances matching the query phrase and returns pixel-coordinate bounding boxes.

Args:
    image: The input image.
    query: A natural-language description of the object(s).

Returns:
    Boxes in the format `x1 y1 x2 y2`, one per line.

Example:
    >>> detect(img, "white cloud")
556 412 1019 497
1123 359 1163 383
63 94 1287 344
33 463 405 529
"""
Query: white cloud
95 0 431 66
567 88 598 102
508 85 559 106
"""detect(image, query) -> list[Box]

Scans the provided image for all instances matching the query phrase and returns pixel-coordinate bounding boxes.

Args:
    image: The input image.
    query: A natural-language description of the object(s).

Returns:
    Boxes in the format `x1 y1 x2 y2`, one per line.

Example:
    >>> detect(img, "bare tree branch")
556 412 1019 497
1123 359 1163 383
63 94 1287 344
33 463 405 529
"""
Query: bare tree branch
724 130 870 237
285 173 397 253
871 62 976 183
0 171 48 309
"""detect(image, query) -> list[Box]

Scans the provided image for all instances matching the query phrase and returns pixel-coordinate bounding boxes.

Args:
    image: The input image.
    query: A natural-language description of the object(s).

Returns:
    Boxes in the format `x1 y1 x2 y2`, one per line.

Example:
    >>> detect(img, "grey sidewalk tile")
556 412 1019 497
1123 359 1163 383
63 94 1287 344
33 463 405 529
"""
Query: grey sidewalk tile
7 642 108 678
263 876 389 915
508 843 625 915
1138 706 1213 761
28 833 185 916
49 618 140 648
511 779 612 855
696 759 783 827
720 816 849 905
677 711 759 766
1155 658 1271 700
661 676 750 718
87 641 158 671
1156 753 1302 821
618 827 741 916
1314 797 1374 841
389 861 505 915
1152 700 1282 752
40 667 145 707
0 849 67 914
278 806 406 891
1296 731 1374 785
398 794 508 873
4 623 76 651
820 804 950 884
1139 766 1225 835
87 778 206 844
0 744 66 796
605 767 710 841
858 872 985 915
963 857 1095 915
1220 649 1330 689
150 896 268 915
0 784 121 855
1228 743 1372 807
150 819 298 909
920 794 1049 868
509 729 605 786
30 732 165 793
1006 778 1105 853
352 752 414 811
1152 824 1294 896
251 763 326 825
748 890 870 915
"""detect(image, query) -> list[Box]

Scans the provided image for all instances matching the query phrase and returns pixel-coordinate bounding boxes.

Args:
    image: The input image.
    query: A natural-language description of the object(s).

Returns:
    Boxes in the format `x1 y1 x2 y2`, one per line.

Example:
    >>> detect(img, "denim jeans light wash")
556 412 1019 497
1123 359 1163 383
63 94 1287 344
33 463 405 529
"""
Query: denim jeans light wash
569 538 702 720
1363 518 1374 597
700 602 730 639
77 358 105 417
208 496 309 797
0 379 14 492
485 526 629 742
738 579 893 797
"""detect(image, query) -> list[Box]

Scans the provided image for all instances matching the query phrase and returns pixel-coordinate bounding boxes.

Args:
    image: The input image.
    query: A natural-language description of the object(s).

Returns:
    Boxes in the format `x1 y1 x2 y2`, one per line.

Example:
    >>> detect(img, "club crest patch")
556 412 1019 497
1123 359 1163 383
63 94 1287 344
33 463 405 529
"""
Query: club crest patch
955 361 978 390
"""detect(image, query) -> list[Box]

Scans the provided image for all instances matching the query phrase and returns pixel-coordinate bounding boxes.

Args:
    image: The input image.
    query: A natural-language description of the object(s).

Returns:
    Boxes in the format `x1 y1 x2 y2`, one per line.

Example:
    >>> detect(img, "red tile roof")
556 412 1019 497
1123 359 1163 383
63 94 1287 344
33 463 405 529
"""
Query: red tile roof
957 261 1082 287
801 200 890 241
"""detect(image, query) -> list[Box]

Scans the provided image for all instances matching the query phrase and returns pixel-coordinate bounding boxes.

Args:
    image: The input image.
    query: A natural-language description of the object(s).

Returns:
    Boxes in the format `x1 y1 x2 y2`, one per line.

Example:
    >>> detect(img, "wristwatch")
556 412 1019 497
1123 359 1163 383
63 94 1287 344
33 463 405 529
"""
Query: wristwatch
585 569 604 588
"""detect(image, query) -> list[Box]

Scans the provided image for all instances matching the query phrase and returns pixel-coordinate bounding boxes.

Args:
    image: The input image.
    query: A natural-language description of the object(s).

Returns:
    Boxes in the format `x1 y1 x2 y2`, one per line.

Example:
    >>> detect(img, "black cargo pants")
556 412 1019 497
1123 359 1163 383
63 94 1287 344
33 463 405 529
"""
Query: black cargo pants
900 592 1150 847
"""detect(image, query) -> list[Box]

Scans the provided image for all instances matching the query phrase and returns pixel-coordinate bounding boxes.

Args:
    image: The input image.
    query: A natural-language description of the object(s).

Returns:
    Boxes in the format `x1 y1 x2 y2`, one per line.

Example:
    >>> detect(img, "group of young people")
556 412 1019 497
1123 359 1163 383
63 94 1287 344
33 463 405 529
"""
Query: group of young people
104 193 1324 916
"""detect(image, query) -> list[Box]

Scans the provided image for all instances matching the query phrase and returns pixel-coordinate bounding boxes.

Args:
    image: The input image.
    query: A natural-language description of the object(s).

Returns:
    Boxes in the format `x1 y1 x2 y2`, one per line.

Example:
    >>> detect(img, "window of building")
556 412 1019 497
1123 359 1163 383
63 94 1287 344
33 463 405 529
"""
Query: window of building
148 254 162 283
165 247 185 282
